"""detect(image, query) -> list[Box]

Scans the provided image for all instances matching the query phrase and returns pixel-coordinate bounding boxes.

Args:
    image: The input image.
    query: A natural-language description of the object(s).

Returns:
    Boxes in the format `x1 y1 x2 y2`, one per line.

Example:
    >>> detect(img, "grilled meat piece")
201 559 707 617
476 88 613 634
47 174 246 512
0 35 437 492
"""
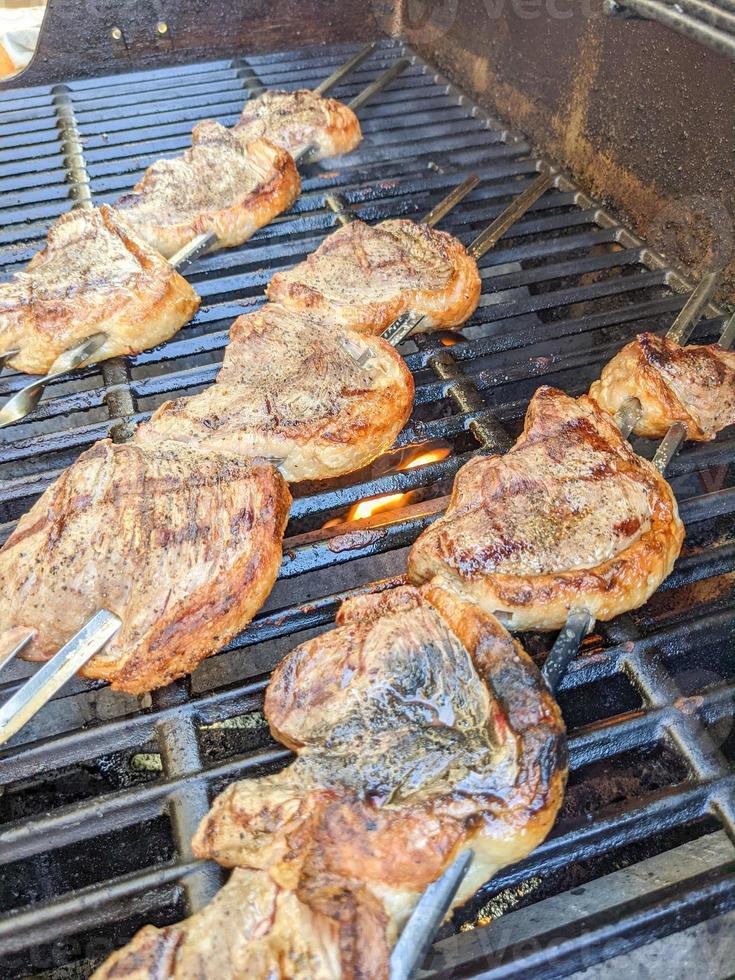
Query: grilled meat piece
135 304 414 482
589 332 735 441
0 441 290 694
267 218 481 335
93 583 566 979
234 89 361 160
0 205 199 376
114 121 300 258
409 386 684 630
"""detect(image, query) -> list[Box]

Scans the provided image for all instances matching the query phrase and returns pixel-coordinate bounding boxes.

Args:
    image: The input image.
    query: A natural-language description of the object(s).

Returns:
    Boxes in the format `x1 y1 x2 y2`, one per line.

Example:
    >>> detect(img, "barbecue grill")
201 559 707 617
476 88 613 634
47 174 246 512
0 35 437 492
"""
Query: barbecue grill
0 14 733 980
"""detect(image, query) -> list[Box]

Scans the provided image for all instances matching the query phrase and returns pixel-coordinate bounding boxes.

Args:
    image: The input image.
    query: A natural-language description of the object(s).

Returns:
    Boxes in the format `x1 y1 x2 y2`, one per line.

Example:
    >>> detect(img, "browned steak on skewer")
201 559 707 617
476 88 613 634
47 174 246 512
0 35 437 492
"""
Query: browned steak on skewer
0 205 199 375
409 386 684 631
92 583 566 979
115 121 300 258
267 218 481 335
135 303 414 482
589 332 735 441
0 440 290 694
234 88 361 160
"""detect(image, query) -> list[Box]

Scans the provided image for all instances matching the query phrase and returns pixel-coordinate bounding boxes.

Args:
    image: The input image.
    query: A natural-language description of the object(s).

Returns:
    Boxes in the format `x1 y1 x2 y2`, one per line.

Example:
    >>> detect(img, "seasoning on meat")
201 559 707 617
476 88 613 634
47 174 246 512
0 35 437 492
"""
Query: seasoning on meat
267 218 481 335
0 440 291 694
135 303 414 482
589 332 735 441
0 205 199 375
408 386 685 630
234 88 361 160
114 122 300 258
91 583 566 978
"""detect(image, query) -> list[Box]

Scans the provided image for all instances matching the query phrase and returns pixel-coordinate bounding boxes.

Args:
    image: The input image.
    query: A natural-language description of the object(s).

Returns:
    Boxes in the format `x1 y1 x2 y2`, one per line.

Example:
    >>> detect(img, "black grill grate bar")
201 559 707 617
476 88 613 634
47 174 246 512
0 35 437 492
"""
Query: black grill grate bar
67 52 414 116
424 867 735 980
71 64 431 133
0 860 200 956
0 402 732 538
0 148 538 252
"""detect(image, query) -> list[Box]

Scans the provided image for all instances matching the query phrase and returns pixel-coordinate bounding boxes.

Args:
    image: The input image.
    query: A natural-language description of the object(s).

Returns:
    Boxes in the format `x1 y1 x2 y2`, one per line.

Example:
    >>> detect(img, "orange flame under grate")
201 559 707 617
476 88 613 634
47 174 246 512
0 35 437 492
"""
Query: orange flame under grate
324 446 451 527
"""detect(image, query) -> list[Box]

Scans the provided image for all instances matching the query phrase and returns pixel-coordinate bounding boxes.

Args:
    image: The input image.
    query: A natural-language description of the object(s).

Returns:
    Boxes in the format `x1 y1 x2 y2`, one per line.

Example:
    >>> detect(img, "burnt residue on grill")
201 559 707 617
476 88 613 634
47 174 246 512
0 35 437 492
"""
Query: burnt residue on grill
0 37 733 980
404 0 735 304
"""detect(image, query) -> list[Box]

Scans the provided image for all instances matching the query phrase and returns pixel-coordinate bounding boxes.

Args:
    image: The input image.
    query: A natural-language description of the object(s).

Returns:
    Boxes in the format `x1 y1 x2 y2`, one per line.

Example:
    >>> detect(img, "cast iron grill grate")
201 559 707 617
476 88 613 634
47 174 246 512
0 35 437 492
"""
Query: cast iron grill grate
0 37 733 979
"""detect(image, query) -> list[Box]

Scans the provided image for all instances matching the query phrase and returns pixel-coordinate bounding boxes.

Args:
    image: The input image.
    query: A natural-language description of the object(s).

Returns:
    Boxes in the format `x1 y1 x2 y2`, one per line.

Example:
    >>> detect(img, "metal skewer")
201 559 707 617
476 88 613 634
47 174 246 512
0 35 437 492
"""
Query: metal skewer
326 174 481 231
651 310 735 472
168 57 412 268
0 347 20 373
0 53 407 426
0 610 121 748
313 41 377 95
390 850 473 980
327 175 481 367
665 269 721 345
421 175 481 228
0 332 107 428
347 57 411 113
541 607 594 691
381 169 555 348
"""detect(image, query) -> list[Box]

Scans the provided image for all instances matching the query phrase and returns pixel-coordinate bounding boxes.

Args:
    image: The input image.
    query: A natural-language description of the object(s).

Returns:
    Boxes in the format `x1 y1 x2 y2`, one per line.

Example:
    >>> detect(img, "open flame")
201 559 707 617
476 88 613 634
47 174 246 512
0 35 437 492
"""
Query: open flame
323 446 451 527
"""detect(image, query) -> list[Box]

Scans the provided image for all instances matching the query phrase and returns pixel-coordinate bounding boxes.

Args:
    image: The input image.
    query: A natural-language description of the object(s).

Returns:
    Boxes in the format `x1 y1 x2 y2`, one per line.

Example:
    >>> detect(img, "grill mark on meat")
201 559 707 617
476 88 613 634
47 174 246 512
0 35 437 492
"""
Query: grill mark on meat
0 441 291 693
135 304 414 483
233 89 361 160
267 218 481 336
114 123 300 258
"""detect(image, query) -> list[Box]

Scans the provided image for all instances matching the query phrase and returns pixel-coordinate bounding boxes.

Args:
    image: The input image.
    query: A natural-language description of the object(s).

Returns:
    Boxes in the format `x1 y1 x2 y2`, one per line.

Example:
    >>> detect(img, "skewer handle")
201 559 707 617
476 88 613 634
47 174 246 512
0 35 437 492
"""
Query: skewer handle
313 42 376 96
467 170 553 261
0 332 108 429
170 231 218 271
381 310 426 348
348 58 411 112
422 175 480 228
652 420 688 473
665 270 721 345
614 396 643 439
542 607 594 693
389 850 473 980
0 609 121 747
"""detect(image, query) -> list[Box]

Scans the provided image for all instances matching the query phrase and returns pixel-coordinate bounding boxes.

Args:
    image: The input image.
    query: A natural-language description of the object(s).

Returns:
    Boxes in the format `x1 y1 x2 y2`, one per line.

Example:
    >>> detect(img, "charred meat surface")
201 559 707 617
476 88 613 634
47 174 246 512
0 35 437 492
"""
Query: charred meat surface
0 205 200 376
589 332 735 441
114 122 300 258
409 387 685 630
93 583 566 979
234 89 361 160
135 304 414 482
267 218 481 335
0 441 291 694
